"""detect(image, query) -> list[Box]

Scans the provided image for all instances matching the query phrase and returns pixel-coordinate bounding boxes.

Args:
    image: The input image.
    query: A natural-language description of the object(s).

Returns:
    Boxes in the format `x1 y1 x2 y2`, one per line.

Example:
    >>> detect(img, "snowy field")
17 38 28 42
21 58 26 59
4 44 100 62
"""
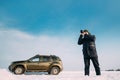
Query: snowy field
0 69 120 80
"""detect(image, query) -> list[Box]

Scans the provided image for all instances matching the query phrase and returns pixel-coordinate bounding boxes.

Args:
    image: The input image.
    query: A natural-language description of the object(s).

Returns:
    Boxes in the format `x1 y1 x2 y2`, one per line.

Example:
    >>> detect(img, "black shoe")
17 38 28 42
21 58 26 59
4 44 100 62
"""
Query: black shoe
96 73 101 76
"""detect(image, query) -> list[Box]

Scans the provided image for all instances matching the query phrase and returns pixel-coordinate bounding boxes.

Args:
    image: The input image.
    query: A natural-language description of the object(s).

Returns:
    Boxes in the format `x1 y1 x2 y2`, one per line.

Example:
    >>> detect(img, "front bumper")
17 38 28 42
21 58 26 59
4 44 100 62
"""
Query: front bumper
8 64 14 72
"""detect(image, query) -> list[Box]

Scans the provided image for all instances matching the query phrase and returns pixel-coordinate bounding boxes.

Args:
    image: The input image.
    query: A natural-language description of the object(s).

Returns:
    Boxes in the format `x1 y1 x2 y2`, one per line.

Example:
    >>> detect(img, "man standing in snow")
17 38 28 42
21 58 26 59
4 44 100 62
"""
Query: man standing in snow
78 29 101 76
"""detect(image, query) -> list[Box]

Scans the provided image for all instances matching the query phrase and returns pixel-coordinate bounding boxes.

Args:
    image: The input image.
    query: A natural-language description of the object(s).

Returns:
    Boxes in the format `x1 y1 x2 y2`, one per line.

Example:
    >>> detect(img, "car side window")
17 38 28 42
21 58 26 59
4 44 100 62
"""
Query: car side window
52 56 61 61
42 56 50 62
31 57 39 62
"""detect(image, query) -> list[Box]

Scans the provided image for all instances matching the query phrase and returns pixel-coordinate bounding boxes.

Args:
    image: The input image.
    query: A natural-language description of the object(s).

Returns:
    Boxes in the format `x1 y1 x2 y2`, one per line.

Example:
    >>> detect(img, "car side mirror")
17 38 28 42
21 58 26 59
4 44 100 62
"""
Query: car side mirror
27 60 32 62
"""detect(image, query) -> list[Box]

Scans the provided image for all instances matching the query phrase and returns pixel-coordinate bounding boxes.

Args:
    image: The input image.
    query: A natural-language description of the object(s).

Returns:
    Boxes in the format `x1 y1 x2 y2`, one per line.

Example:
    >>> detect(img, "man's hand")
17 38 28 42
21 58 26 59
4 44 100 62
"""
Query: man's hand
81 32 85 36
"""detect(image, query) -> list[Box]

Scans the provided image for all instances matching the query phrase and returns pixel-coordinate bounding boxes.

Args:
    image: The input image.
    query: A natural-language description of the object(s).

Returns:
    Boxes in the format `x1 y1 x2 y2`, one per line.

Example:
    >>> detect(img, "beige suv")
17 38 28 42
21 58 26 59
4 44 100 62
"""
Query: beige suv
9 55 63 75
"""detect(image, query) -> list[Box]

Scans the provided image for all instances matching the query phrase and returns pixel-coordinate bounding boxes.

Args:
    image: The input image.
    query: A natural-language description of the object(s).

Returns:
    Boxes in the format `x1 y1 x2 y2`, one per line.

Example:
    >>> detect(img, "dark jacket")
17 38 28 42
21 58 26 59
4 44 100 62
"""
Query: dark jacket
78 34 98 58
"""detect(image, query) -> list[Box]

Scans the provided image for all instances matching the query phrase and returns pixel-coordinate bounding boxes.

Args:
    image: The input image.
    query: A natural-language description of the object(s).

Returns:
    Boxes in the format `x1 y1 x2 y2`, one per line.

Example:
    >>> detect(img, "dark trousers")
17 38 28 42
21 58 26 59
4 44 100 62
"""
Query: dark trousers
84 57 101 75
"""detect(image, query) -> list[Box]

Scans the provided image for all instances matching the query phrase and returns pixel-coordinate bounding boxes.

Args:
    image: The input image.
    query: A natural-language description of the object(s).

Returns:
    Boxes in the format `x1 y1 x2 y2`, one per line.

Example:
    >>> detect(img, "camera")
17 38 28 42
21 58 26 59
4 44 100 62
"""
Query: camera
80 30 84 33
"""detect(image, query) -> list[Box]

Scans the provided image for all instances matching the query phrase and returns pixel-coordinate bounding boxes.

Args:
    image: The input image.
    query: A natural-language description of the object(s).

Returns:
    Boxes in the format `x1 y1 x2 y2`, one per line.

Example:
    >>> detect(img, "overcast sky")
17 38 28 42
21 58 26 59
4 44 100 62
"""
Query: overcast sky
0 0 120 71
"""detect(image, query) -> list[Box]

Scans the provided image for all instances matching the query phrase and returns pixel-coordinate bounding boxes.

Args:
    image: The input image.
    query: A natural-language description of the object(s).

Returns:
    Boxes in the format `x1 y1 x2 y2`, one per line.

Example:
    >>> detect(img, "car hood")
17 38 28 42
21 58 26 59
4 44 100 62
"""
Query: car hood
12 60 26 64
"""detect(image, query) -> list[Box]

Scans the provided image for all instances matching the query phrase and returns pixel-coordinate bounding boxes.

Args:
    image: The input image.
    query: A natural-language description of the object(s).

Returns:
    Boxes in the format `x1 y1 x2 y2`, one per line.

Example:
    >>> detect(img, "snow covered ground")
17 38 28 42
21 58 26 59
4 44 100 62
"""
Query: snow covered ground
0 69 120 80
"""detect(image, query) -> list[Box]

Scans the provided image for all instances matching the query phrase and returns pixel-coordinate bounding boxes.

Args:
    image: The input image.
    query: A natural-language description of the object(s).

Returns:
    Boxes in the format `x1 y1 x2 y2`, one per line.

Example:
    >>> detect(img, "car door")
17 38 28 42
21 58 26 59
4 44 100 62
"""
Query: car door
27 57 40 70
39 56 52 71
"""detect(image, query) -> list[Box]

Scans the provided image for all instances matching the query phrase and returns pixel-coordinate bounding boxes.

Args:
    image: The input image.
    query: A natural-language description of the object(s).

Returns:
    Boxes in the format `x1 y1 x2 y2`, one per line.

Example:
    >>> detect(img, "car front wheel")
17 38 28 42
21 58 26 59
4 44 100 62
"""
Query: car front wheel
50 67 60 75
14 66 25 75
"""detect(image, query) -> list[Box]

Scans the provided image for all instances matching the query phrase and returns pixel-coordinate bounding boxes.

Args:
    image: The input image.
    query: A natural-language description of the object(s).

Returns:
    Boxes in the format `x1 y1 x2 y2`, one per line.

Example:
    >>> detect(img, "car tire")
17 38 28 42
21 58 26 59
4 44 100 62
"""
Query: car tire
14 66 25 75
50 67 60 75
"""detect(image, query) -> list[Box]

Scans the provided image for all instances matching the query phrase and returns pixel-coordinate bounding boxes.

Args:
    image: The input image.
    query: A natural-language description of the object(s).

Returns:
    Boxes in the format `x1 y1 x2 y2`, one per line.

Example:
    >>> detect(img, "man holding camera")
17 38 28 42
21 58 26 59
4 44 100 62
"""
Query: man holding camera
78 29 101 76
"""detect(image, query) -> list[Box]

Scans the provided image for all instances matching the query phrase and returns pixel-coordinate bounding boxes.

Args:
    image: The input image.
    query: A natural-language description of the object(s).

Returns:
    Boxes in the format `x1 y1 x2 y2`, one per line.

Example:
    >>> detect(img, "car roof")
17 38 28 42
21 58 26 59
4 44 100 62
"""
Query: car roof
34 54 57 57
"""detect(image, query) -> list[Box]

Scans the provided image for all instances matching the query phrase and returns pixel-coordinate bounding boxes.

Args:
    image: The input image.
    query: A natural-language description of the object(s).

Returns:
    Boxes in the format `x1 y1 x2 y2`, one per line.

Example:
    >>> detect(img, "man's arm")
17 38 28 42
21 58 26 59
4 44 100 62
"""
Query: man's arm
78 35 83 45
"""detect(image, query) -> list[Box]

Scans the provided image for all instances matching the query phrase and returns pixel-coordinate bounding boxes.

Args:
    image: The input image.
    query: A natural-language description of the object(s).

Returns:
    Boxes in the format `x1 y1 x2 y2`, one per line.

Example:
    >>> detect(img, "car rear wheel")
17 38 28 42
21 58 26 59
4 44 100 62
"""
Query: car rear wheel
14 66 25 75
50 67 60 75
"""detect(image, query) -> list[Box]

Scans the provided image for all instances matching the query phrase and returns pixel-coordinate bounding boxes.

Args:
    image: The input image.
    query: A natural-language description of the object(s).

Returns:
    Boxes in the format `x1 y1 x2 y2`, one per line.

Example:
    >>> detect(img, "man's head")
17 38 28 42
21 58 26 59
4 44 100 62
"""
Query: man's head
80 29 90 35
83 29 89 35
83 29 89 32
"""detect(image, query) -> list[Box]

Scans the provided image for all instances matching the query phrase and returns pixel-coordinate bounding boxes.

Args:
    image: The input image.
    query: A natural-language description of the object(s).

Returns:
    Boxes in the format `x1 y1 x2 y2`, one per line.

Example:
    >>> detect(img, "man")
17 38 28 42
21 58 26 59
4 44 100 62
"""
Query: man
78 29 101 76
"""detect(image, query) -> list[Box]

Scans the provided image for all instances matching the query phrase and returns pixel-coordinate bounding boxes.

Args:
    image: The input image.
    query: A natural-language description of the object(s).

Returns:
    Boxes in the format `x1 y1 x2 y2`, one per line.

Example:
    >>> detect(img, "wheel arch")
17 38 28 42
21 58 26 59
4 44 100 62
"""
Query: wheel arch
13 64 26 71
49 65 60 72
